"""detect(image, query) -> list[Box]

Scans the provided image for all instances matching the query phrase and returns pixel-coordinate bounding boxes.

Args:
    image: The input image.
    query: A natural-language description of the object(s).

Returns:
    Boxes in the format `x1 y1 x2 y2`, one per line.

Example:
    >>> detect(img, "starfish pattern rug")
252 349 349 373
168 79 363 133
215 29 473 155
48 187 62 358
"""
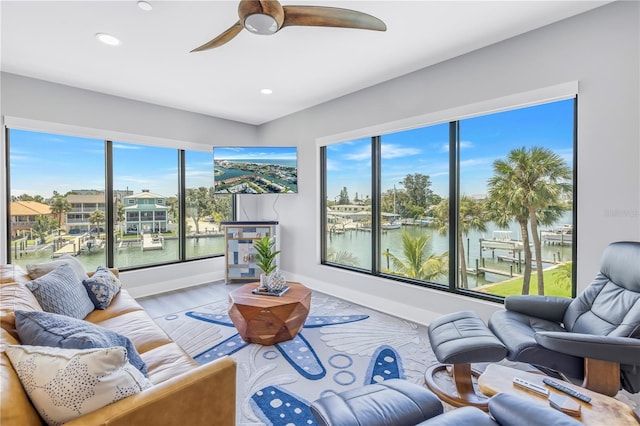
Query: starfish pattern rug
153 291 640 425
153 291 435 426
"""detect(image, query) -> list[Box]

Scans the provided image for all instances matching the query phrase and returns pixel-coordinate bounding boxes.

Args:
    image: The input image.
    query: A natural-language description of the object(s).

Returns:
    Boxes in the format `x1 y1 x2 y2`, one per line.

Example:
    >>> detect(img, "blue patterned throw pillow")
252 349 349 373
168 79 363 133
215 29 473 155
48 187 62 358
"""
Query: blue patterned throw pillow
82 266 122 310
25 263 94 319
15 310 147 376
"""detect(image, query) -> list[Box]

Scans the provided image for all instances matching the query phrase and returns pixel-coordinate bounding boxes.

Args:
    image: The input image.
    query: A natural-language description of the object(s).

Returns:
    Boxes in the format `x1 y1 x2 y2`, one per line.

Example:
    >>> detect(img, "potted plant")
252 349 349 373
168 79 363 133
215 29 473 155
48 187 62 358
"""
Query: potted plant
253 236 281 291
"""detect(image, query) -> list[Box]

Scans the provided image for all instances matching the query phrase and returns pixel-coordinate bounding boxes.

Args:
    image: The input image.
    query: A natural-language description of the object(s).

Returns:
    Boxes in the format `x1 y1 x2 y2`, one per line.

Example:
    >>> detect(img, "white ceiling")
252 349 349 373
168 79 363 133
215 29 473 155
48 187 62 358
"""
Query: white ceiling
1 1 609 125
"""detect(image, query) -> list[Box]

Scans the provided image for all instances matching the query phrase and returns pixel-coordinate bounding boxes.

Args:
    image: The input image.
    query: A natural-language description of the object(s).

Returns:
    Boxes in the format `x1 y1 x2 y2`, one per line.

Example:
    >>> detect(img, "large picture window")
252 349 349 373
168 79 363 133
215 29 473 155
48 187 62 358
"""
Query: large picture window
322 98 576 299
6 128 233 271
8 130 106 270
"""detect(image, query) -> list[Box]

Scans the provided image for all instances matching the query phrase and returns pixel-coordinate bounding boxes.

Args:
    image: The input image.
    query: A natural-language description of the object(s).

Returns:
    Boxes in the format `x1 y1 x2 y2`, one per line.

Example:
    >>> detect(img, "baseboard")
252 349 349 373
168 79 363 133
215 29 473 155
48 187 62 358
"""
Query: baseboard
124 270 226 298
283 270 441 326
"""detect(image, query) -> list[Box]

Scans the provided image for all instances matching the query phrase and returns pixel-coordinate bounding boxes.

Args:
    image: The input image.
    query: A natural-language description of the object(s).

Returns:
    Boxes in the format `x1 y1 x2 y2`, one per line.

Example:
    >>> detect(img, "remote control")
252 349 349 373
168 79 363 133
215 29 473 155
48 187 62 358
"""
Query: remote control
543 378 592 403
512 377 549 397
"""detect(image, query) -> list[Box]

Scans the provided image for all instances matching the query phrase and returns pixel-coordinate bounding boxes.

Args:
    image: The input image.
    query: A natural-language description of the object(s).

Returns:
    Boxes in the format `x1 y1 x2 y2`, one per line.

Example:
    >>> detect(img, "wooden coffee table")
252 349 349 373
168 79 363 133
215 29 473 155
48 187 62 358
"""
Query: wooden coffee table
228 281 311 346
478 364 640 425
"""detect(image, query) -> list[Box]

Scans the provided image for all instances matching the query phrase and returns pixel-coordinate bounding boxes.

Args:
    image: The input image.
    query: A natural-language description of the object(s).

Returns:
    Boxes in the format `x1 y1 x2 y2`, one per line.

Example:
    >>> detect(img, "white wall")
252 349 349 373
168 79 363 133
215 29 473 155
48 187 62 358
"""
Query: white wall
257 1 640 324
1 2 638 323
0 73 258 296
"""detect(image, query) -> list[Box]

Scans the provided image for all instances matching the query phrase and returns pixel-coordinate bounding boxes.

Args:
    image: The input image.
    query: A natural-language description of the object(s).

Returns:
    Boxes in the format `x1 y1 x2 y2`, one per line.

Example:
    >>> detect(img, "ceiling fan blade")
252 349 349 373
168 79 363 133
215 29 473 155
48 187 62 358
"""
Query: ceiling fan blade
282 6 386 32
191 21 243 52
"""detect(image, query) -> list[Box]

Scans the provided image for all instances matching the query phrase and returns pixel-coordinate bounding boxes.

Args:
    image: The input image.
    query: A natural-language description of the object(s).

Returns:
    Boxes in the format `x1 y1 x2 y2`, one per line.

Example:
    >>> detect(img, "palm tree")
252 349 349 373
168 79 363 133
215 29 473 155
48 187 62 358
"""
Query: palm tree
383 231 448 281
49 194 71 236
88 209 105 235
432 196 488 288
326 247 359 267
485 195 533 294
31 216 55 245
487 146 571 295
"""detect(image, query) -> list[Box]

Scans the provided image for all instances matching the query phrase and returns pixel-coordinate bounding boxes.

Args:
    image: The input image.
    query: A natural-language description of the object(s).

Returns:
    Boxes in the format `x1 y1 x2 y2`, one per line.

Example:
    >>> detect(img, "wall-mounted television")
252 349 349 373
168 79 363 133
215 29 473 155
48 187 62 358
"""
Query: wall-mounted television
213 146 298 194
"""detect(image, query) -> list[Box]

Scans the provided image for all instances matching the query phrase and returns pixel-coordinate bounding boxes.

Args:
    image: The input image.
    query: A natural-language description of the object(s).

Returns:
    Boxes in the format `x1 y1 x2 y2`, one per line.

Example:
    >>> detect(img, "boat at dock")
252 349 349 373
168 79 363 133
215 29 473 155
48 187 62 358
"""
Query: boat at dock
141 233 164 251
541 224 573 245
480 231 525 251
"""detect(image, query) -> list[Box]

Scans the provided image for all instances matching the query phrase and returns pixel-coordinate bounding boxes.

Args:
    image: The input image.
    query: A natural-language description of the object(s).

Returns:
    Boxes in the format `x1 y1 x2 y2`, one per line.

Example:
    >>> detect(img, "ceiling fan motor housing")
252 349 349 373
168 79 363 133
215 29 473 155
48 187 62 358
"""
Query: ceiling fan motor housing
239 0 285 34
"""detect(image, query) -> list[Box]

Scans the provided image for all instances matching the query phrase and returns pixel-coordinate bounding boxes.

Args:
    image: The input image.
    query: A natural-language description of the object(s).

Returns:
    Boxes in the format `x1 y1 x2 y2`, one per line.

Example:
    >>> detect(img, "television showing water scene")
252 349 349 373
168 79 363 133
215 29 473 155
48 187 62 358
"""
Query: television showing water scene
213 146 298 194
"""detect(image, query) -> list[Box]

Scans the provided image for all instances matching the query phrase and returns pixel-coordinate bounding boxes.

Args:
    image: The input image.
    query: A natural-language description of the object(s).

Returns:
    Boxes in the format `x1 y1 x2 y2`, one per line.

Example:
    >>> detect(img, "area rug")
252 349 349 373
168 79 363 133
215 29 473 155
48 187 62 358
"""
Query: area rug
153 291 436 425
152 291 640 425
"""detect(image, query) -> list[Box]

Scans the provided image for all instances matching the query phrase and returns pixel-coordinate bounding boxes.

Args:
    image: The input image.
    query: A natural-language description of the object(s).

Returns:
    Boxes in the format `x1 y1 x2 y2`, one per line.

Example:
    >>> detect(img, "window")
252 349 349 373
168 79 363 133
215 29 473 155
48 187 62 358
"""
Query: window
6 128 233 270
324 137 372 270
112 142 178 268
380 124 450 285
322 98 575 300
184 150 231 260
7 130 106 271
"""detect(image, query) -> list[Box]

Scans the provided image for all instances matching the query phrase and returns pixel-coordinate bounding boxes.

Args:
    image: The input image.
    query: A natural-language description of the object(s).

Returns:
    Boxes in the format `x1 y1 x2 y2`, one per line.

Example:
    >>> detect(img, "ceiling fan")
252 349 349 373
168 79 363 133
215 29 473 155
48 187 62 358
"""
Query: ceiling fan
191 0 386 52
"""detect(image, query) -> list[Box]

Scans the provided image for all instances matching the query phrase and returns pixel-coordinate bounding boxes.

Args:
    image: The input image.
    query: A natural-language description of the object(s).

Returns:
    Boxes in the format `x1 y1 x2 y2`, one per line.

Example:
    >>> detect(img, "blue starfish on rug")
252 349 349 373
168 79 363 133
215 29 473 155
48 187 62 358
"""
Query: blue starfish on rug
185 311 369 380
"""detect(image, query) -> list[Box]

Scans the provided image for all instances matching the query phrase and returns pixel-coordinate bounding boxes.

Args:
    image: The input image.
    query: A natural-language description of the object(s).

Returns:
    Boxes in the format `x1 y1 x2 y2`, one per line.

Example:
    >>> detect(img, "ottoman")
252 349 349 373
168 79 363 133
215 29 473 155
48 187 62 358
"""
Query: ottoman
425 311 507 410
310 379 444 426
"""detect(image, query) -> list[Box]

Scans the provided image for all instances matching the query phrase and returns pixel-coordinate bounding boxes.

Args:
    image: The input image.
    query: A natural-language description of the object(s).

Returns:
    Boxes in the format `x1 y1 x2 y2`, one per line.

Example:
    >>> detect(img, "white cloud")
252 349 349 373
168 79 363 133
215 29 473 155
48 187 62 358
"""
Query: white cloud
440 140 474 153
381 143 420 159
113 143 141 150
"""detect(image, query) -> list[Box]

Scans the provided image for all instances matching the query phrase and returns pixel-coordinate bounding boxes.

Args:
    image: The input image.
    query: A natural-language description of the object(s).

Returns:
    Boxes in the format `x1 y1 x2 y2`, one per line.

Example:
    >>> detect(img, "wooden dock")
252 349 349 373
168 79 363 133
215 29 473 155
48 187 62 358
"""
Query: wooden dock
53 236 82 257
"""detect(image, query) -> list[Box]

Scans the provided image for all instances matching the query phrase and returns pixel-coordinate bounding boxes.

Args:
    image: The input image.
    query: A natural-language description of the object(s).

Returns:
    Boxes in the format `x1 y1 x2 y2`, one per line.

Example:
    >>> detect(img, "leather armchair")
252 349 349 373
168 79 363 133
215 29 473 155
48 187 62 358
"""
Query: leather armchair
489 241 640 396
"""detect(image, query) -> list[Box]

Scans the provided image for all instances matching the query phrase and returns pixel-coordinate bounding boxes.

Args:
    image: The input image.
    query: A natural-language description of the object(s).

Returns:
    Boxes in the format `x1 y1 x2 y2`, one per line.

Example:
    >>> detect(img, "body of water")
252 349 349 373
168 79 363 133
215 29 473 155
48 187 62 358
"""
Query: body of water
327 219 573 289
11 236 226 272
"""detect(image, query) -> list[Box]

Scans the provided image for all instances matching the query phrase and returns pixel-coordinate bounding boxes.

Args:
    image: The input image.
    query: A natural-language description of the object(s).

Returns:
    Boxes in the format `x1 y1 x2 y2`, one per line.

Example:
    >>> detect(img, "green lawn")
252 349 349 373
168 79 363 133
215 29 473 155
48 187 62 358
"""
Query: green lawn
478 265 572 298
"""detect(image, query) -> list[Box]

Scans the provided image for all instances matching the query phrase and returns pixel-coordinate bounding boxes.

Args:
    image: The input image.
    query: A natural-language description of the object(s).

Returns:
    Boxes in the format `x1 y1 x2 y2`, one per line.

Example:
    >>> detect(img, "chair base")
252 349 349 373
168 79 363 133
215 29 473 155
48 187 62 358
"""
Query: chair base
425 363 490 411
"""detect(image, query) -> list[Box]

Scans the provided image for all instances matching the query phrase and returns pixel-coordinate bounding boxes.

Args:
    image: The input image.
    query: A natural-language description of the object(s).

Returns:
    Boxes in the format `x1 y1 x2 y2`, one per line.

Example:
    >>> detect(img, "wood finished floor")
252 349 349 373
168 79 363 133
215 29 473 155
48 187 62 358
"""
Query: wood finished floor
136 281 243 318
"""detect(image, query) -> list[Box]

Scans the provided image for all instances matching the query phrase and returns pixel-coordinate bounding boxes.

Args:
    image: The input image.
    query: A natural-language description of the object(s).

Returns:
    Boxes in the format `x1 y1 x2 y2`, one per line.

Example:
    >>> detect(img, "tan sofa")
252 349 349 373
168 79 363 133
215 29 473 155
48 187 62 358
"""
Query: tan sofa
0 264 236 426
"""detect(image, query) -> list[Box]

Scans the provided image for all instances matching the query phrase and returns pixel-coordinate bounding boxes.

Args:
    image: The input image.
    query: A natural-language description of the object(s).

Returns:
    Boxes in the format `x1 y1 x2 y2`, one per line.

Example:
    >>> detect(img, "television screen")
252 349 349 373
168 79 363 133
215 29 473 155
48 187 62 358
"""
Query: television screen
213 146 298 194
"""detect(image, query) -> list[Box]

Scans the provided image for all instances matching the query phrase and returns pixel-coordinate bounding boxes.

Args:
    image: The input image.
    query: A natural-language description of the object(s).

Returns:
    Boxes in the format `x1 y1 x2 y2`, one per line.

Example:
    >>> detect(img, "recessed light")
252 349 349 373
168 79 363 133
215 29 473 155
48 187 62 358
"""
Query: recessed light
260 88 273 95
95 33 121 46
137 1 153 11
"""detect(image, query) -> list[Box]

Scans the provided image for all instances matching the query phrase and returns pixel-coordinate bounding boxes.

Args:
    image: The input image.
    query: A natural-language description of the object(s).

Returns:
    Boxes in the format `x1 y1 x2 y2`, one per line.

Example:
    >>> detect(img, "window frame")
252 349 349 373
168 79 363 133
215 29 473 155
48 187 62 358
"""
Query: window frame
4 119 235 271
319 85 578 302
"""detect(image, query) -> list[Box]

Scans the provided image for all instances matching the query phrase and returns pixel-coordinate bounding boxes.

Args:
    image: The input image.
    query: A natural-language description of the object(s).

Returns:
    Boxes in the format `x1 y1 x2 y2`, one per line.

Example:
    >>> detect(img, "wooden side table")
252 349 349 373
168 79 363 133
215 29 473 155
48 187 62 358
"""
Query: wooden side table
228 281 311 346
478 364 640 425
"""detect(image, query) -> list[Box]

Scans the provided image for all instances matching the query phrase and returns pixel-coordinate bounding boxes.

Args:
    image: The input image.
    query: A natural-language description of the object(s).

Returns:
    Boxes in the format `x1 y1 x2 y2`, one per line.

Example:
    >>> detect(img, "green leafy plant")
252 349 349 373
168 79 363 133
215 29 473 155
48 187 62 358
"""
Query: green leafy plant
253 236 281 275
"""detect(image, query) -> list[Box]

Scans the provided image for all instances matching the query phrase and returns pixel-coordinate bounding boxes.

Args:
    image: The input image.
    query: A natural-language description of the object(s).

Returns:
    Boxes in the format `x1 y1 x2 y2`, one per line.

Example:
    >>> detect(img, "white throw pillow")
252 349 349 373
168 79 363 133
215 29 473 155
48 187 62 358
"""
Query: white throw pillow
26 254 89 281
5 345 153 426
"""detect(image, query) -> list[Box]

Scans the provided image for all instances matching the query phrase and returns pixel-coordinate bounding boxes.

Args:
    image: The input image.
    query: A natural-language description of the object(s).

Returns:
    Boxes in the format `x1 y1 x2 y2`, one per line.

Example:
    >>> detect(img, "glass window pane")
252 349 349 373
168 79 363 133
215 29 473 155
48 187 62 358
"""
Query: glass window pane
113 142 178 268
324 138 372 270
185 150 231 259
380 124 449 285
459 99 574 296
8 129 106 270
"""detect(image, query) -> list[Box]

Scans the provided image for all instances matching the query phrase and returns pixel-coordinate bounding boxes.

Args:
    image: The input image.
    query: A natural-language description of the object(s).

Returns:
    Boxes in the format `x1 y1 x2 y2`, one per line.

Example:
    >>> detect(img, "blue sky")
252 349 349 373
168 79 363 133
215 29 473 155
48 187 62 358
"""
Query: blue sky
214 146 297 161
9 131 215 198
326 99 574 201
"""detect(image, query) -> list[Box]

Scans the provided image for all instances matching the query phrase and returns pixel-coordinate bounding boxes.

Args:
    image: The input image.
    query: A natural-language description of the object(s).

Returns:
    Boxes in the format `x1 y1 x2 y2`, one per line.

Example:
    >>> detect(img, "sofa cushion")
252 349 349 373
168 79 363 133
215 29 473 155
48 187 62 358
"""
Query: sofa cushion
94 310 174 354
0 329 43 426
83 289 144 324
25 263 94 319
141 342 198 385
0 280 44 340
15 310 147 376
82 266 122 310
5 345 152 426
26 254 89 281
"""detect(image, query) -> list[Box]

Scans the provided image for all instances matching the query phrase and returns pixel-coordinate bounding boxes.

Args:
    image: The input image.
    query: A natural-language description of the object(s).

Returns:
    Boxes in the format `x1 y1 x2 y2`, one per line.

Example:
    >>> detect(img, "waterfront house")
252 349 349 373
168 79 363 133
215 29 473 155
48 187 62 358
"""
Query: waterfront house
123 190 169 235
9 201 52 238
65 192 106 234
